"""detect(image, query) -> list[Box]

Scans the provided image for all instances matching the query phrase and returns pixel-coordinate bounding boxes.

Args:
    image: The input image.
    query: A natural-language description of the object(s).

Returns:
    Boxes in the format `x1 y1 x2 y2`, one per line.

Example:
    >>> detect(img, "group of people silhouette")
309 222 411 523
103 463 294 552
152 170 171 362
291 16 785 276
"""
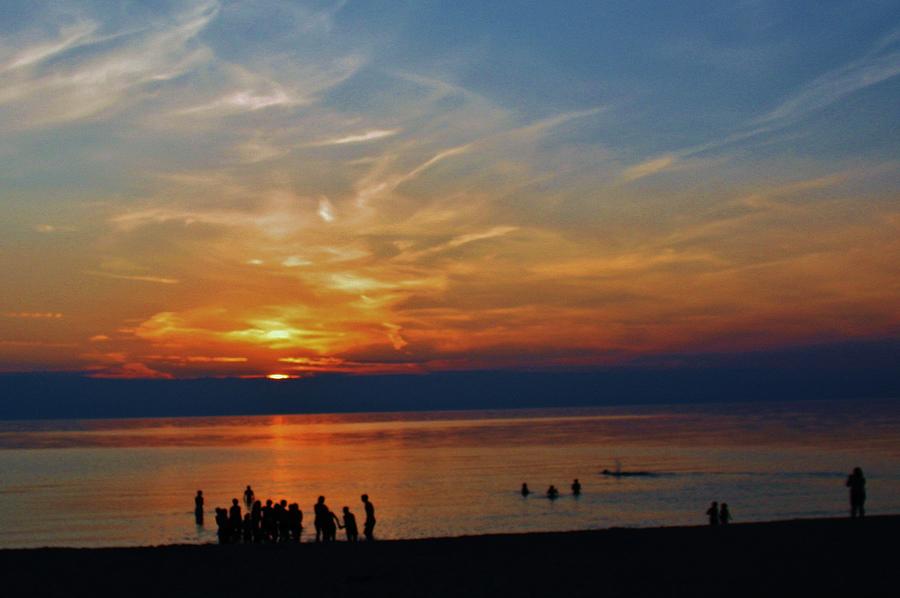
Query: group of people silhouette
520 478 582 499
194 485 376 545
705 501 732 526
193 467 868 544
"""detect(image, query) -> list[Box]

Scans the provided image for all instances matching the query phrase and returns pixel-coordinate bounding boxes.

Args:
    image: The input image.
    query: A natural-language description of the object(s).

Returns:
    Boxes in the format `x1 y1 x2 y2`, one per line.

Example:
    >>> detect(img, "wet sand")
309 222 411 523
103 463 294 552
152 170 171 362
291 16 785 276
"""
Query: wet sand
0 516 896 597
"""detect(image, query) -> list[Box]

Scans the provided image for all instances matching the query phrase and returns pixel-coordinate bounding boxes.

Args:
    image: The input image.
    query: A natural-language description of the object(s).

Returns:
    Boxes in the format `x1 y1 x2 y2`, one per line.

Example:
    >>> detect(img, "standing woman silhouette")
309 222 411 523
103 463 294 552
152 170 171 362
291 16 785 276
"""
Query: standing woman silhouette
846 467 866 518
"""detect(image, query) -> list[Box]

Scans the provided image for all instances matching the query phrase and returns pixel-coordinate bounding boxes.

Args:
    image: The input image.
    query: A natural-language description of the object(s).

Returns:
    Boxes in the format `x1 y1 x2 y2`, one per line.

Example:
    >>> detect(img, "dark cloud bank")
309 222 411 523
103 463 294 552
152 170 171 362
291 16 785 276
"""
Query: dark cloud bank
1 339 897 420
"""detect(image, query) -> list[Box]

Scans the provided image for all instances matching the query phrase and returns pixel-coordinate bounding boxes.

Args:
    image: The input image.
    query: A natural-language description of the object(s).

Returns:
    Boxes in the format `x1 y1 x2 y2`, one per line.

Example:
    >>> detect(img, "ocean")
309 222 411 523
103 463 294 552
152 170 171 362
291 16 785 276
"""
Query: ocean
0 399 898 548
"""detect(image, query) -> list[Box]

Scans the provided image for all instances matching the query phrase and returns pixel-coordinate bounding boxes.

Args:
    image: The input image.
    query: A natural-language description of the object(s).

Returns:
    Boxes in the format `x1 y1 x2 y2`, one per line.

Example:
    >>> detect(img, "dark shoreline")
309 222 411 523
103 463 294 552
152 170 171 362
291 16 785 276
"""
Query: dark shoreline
1 516 897 597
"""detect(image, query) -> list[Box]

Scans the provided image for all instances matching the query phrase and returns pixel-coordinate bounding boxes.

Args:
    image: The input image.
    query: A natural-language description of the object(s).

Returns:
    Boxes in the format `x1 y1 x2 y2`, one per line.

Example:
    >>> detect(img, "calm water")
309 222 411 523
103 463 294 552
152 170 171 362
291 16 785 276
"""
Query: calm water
0 399 898 548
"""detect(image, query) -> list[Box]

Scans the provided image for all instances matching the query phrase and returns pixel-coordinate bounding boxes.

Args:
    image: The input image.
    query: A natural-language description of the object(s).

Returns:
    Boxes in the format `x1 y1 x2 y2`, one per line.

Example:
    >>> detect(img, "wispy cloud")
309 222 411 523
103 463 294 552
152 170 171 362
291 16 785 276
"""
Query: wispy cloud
1 21 99 71
620 155 677 182
85 271 179 285
755 31 900 127
316 129 400 145
4 311 64 319
0 0 219 129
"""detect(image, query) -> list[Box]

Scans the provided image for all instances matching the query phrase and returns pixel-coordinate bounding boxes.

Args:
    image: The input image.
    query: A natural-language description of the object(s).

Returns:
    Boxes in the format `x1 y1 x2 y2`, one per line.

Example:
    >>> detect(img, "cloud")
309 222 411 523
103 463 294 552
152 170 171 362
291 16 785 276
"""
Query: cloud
35 224 76 233
354 144 473 206
282 256 312 268
88 362 174 379
382 322 408 350
316 129 399 145
4 311 63 319
177 88 295 115
620 155 677 183
396 226 519 262
2 20 99 71
0 1 219 128
317 197 336 222
85 271 179 284
756 33 900 127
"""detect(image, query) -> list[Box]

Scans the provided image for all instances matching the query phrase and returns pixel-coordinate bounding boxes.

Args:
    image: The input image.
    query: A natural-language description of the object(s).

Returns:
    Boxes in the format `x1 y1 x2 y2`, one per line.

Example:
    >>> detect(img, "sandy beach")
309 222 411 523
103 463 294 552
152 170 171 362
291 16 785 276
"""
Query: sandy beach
0 515 895 597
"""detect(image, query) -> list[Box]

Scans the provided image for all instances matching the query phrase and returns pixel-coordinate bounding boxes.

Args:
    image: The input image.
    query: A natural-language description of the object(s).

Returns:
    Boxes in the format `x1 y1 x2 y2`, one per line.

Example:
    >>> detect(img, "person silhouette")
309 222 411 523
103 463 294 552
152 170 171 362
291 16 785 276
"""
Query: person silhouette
314 496 328 542
847 467 866 518
273 500 286 542
362 494 376 541
288 503 303 543
278 499 290 542
325 509 341 542
341 506 359 542
229 499 242 542
243 485 254 509
262 499 275 542
547 485 559 499
251 500 262 543
571 479 582 496
521 483 531 497
214 507 229 544
706 501 719 526
194 490 204 525
242 513 253 544
719 503 731 526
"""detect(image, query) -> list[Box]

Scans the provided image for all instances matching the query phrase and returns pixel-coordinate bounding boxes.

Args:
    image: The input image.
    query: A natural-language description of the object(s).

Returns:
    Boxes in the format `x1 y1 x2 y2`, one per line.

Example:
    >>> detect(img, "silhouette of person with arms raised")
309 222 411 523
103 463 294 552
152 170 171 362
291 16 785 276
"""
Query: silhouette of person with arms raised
571 479 581 496
341 506 358 542
547 485 559 499
706 501 719 526
362 494 376 541
521 483 531 497
719 503 731 526
243 485 254 509
847 467 866 518
314 496 328 542
229 498 242 542
194 490 204 525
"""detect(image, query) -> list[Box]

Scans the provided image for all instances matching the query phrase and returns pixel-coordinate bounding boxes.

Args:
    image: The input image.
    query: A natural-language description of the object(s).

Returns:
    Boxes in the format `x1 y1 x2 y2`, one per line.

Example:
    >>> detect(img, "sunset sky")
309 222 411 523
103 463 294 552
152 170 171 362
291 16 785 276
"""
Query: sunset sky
2 0 899 379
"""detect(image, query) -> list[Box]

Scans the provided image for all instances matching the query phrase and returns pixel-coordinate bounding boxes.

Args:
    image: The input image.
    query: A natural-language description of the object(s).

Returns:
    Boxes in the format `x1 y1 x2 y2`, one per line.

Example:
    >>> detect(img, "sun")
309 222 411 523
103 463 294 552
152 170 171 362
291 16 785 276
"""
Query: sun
266 373 293 380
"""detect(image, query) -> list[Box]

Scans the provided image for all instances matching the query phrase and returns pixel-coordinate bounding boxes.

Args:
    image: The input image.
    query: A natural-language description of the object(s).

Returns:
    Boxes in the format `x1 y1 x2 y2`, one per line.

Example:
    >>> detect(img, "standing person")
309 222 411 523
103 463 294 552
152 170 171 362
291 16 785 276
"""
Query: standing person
361 494 376 541
194 490 204 525
243 485 254 509
314 496 328 542
521 483 531 497
847 467 867 518
229 498 242 542
719 503 732 526
251 500 262 543
546 485 559 499
214 507 229 544
341 507 358 542
242 513 253 544
288 503 303 543
262 499 275 542
273 500 286 543
706 501 719 526
571 479 582 496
